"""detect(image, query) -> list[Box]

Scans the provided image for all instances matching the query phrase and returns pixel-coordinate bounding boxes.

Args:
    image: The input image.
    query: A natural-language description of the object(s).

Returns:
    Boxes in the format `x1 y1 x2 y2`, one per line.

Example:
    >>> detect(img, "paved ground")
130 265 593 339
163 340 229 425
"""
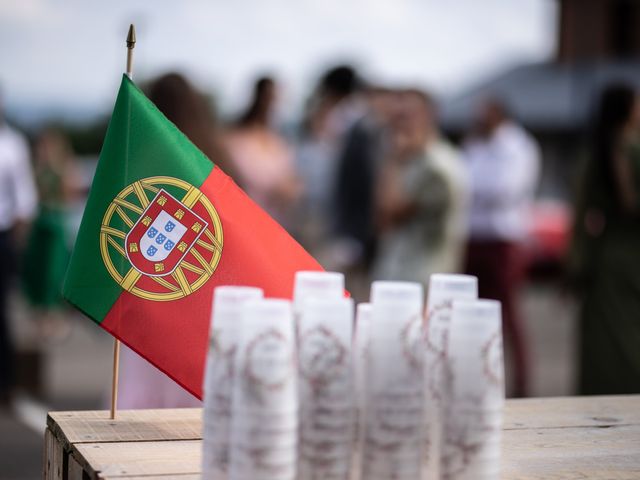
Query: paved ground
523 283 578 397
2 296 113 480
1 281 578 479
0 411 42 480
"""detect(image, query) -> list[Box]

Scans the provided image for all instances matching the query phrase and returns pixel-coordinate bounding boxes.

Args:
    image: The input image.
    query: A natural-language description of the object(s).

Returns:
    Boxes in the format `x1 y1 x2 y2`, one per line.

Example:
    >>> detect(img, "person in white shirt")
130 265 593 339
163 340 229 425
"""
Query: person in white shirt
0 100 38 404
463 98 540 397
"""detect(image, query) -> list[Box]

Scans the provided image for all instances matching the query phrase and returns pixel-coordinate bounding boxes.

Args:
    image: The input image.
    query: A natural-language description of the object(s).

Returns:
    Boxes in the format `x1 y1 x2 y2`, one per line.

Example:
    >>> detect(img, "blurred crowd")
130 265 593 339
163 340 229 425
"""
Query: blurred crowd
1 65 640 407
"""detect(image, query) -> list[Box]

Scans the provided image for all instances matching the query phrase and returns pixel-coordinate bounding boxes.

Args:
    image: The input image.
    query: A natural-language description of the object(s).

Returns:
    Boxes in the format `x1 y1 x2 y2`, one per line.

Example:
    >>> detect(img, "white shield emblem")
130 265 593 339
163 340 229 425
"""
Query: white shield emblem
139 210 188 262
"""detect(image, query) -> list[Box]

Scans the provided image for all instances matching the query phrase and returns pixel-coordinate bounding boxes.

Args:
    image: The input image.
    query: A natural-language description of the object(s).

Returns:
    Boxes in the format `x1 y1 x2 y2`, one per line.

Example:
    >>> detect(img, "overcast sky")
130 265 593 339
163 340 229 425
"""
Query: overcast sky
0 0 557 122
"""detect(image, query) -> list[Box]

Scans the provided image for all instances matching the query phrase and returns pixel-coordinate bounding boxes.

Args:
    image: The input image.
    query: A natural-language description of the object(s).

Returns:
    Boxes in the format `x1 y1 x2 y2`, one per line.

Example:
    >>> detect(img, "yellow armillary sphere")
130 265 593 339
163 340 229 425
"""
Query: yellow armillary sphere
100 176 223 301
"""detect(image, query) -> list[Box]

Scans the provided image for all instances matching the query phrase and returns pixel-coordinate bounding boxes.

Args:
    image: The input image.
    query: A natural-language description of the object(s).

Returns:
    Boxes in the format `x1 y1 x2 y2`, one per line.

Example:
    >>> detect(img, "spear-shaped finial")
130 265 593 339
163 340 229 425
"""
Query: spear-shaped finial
126 24 136 79
127 24 136 48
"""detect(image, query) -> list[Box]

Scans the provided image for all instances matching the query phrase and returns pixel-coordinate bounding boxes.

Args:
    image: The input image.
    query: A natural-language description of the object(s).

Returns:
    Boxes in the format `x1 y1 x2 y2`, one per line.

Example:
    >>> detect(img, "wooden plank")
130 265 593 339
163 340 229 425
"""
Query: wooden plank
502 423 640 479
46 396 639 447
47 409 202 445
70 424 640 479
74 440 201 478
66 425 640 480
101 475 200 480
68 452 86 480
43 427 65 480
43 427 53 480
504 395 640 430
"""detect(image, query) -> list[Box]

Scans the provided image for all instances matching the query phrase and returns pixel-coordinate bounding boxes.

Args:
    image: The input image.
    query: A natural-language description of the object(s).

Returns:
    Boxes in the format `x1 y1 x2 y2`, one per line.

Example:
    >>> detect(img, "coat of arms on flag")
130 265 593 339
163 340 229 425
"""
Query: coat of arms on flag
99 175 223 302
126 188 207 276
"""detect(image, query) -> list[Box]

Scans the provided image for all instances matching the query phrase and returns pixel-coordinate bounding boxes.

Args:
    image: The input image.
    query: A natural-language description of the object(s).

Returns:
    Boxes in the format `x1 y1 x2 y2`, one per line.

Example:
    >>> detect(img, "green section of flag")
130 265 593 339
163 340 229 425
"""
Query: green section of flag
63 75 214 323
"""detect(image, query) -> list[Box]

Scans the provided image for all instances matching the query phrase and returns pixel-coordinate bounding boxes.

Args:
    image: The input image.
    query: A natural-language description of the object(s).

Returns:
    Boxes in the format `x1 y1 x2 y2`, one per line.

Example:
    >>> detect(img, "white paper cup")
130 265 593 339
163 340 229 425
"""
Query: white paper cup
230 444 298 465
424 274 478 384
300 423 354 443
233 299 297 412
369 282 425 391
448 299 505 409
293 271 345 314
299 439 353 458
428 274 477 306
361 453 422 474
298 455 351 473
221 411 298 434
208 286 264 358
230 429 298 448
211 286 264 325
365 471 420 480
363 434 423 455
229 460 296 480
300 409 354 428
441 446 501 479
424 274 478 382
299 403 353 417
298 297 354 390
436 299 504 480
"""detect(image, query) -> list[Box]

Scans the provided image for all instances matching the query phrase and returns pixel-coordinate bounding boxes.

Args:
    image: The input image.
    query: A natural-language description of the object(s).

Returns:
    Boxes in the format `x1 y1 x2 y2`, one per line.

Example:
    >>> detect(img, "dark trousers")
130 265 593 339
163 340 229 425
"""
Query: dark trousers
465 239 529 397
0 230 15 398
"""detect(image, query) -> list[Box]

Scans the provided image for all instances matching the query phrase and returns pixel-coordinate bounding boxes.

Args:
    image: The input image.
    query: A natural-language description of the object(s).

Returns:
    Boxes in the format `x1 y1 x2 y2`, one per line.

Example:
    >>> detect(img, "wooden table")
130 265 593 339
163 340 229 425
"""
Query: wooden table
43 395 640 479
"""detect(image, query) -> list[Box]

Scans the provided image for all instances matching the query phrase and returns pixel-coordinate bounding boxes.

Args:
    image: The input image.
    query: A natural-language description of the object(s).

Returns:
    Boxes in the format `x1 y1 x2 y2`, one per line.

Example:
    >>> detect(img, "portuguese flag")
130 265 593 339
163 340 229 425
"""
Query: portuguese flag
63 75 321 399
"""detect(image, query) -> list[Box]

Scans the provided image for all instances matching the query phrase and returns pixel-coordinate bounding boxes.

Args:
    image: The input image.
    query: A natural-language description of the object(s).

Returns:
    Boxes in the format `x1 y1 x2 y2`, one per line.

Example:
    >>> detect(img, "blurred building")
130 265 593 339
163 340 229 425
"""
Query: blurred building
442 0 640 201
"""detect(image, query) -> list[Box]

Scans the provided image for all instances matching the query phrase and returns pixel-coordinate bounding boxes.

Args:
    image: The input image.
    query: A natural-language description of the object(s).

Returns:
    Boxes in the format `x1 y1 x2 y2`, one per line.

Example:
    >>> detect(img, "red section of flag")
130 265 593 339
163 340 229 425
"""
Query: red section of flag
101 168 323 399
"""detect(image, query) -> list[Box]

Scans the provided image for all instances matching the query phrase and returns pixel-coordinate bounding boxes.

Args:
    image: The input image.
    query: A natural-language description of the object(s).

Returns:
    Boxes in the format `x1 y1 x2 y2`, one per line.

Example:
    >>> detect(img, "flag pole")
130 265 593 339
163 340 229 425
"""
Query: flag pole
110 23 136 421
110 337 120 420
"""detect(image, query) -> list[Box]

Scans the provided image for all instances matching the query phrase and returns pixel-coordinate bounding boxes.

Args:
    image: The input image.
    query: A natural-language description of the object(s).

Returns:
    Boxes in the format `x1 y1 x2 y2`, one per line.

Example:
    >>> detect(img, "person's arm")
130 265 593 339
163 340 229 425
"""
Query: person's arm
377 160 406 230
377 157 449 229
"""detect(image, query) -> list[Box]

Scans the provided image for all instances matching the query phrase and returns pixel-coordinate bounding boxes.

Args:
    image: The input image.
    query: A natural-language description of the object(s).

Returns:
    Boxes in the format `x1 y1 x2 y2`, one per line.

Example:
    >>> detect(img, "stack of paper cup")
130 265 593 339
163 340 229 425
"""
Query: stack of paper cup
228 299 298 480
297 297 355 480
202 286 264 480
441 299 505 480
363 281 425 480
352 303 371 480
424 274 478 478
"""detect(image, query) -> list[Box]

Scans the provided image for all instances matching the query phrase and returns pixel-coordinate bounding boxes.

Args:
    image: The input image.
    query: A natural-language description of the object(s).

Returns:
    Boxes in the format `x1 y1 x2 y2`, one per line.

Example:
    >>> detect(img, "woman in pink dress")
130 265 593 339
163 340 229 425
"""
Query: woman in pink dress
225 77 300 228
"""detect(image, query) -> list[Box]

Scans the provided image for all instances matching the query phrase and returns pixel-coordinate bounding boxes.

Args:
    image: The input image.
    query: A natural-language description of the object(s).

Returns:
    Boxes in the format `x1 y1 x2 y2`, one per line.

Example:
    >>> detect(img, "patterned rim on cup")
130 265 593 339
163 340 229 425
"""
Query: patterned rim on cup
401 313 425 373
299 325 347 391
482 331 504 387
243 329 293 405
